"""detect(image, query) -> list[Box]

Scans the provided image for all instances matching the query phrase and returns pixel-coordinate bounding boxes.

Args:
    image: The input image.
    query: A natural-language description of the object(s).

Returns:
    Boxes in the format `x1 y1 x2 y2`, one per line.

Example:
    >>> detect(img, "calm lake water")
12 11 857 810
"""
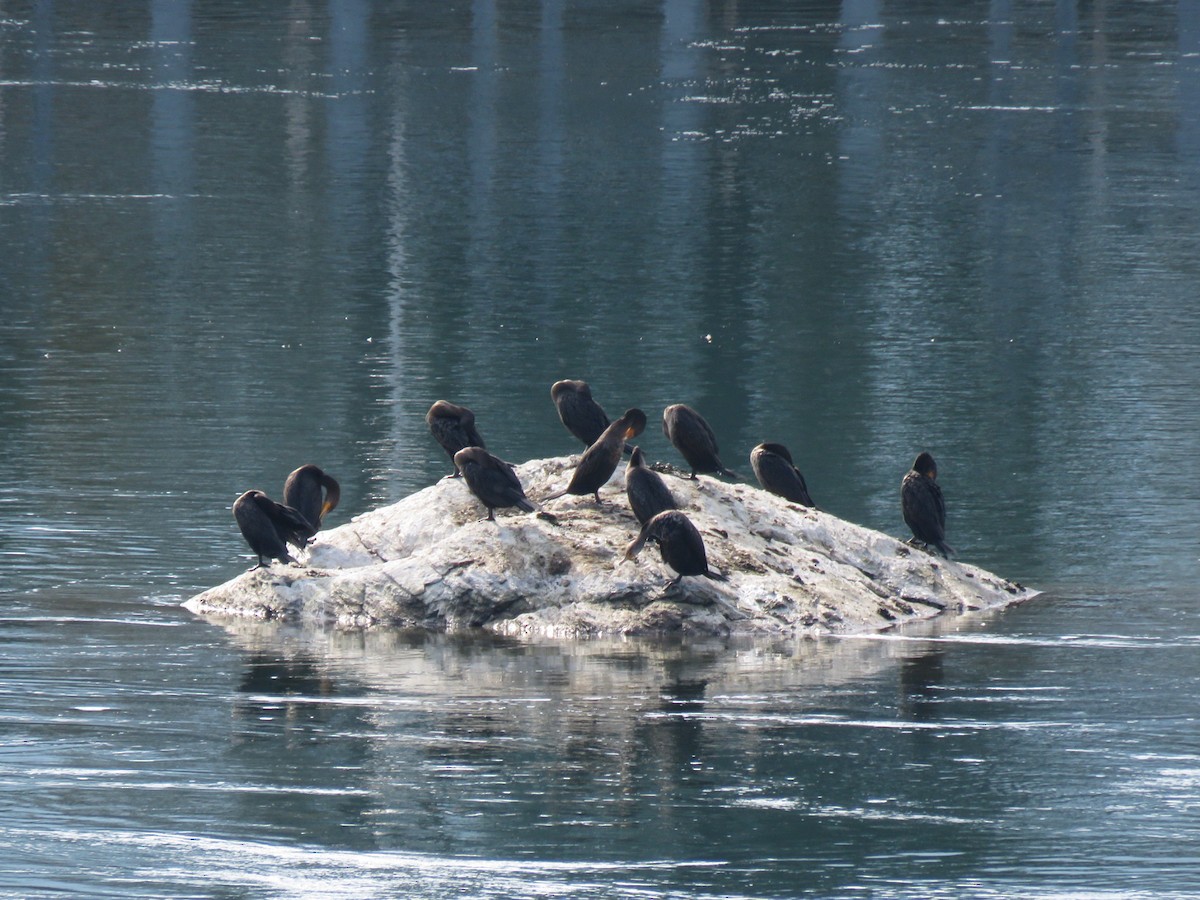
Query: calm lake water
3 0 1200 896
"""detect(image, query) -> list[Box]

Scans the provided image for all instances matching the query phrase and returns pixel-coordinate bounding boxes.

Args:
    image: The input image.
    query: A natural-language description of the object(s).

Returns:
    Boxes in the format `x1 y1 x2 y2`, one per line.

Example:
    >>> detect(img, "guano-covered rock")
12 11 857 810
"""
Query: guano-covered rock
185 456 1037 638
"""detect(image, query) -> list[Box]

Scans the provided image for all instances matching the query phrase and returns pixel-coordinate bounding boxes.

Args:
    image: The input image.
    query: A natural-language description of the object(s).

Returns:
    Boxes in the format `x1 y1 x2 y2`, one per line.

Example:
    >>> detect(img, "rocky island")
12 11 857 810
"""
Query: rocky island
185 455 1037 637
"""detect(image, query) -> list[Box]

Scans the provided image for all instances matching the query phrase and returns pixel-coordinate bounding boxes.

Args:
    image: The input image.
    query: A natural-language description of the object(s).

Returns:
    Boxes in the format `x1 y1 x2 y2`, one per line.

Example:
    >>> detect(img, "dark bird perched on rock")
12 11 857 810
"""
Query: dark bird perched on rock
625 445 677 525
901 451 953 557
233 490 317 570
283 464 341 532
662 403 736 479
426 400 486 477
624 509 726 587
543 408 647 503
454 447 539 521
551 379 610 448
750 443 815 508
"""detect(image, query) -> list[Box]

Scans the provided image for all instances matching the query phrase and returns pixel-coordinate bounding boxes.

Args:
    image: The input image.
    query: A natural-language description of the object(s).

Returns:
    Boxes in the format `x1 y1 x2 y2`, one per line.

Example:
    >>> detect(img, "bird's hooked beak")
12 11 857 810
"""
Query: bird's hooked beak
320 477 342 522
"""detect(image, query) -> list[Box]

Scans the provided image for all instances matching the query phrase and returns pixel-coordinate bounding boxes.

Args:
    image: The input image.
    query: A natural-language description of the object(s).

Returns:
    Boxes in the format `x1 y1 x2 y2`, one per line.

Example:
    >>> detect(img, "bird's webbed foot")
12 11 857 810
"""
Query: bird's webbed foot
655 576 684 599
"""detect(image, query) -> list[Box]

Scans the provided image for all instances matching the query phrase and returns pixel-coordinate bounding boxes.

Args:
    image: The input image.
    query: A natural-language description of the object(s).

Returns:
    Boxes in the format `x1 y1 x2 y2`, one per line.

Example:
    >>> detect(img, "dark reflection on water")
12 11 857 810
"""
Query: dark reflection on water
5 604 1200 897
3 0 1200 896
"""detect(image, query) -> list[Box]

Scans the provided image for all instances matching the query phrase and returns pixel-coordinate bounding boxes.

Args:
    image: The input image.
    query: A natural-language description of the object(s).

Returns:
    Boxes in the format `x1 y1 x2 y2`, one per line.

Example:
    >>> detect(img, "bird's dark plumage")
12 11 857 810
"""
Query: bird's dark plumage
625 445 677 524
233 490 317 570
454 447 538 521
545 408 647 503
901 451 952 557
750 443 815 508
624 509 723 586
662 404 734 479
283 464 341 532
427 400 486 476
551 379 611 448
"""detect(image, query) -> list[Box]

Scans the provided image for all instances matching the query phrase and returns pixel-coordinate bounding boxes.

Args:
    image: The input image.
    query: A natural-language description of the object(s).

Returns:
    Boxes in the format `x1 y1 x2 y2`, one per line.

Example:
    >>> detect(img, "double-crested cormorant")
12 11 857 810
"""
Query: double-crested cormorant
551 379 611 448
750 442 815 508
427 400 486 477
233 490 317 570
454 447 538 521
662 403 735 479
624 509 724 586
625 445 677 524
544 408 647 503
283 464 341 532
901 451 953 557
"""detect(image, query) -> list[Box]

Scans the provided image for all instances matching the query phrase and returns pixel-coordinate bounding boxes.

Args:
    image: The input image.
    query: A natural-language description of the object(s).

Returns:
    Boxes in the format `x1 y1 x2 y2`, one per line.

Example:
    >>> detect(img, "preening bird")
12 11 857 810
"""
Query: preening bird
750 442 815 508
901 451 952 557
624 509 725 587
283 464 341 532
662 404 735 479
454 447 538 521
551 379 611 448
233 490 317 570
427 400 486 477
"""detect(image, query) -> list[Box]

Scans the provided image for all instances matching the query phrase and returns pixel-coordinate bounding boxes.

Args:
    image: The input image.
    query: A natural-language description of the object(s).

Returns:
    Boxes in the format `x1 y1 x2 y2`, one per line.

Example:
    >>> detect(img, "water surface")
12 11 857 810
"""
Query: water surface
2 1 1200 896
